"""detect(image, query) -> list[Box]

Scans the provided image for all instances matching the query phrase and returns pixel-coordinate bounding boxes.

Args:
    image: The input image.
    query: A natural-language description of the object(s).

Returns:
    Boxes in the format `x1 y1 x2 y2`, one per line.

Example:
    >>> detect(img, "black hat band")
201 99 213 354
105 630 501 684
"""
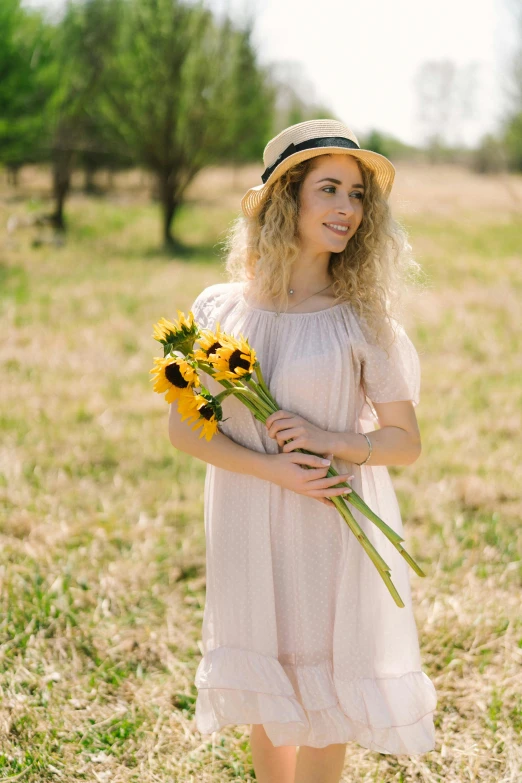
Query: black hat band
261 136 361 184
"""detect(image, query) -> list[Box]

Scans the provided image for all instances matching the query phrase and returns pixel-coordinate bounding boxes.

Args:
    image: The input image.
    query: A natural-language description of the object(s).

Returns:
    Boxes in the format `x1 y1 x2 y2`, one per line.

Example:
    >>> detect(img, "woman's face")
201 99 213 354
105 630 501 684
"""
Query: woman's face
296 154 365 252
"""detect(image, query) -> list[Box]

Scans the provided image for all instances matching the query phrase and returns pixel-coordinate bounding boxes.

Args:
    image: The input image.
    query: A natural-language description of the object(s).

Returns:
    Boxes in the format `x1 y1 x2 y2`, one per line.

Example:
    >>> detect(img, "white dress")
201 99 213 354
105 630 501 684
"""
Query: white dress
189 281 437 753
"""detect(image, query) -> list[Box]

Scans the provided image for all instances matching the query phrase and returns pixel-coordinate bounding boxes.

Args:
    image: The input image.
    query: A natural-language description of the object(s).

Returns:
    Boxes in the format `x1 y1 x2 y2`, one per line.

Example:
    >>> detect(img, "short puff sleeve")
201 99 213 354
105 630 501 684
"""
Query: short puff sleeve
189 283 230 332
360 320 421 407
189 287 213 331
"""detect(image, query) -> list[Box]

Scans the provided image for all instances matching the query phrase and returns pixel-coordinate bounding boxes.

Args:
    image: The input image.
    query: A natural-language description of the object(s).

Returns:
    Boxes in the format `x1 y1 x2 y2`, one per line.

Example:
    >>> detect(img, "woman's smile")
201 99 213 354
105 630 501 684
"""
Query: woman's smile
323 222 350 236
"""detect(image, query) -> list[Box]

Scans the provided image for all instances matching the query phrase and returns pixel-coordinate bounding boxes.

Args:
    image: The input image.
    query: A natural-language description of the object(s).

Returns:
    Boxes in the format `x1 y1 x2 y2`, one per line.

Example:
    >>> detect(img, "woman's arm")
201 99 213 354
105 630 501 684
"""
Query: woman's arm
332 400 421 466
168 402 355 504
169 399 269 478
265 400 421 467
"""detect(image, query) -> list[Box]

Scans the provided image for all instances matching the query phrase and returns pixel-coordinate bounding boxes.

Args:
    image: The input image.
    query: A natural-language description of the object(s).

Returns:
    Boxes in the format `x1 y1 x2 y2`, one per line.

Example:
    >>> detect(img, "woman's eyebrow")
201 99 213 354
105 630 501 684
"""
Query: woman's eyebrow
316 177 365 189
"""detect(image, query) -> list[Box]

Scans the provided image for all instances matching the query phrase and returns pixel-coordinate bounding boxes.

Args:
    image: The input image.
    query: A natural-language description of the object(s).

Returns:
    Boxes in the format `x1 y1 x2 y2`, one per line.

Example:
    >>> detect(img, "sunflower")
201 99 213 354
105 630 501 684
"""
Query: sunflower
152 316 177 342
193 322 226 363
210 334 257 381
177 389 222 441
149 355 199 403
152 310 199 356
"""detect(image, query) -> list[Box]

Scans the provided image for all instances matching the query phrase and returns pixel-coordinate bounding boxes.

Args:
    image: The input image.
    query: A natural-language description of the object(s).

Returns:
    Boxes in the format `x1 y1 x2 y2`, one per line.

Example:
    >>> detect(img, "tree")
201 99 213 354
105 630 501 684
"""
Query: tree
43 0 126 229
98 0 275 248
500 0 522 171
413 59 479 161
217 22 276 165
1 0 276 243
0 0 56 183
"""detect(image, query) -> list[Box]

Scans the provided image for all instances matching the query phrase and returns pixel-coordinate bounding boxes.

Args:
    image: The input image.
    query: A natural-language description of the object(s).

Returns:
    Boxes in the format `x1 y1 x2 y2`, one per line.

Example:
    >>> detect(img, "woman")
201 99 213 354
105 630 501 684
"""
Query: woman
168 119 437 783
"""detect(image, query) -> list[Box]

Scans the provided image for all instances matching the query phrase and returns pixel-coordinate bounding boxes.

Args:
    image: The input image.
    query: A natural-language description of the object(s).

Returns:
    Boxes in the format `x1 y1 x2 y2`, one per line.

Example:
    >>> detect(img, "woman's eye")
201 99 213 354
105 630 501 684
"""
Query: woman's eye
322 187 363 199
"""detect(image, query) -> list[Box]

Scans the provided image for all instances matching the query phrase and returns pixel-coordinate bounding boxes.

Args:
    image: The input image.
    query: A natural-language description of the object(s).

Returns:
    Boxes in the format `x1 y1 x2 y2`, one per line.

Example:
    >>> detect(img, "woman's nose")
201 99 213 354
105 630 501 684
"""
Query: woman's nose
336 204 355 218
336 196 356 216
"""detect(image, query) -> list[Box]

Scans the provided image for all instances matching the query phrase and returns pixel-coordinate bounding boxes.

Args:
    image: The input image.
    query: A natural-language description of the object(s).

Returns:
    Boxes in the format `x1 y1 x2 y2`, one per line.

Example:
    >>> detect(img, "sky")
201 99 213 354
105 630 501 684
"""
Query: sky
24 0 519 148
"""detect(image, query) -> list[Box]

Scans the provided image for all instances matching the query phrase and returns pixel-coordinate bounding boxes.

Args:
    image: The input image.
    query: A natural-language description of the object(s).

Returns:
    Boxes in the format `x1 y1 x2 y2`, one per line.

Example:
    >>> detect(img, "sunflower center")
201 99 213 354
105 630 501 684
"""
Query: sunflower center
206 341 222 356
165 362 189 388
199 404 215 421
229 349 250 373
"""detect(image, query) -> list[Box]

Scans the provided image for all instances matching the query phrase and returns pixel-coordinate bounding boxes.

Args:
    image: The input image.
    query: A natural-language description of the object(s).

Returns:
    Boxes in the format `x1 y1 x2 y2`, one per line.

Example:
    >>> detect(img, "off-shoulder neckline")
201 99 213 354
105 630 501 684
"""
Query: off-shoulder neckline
238 282 350 317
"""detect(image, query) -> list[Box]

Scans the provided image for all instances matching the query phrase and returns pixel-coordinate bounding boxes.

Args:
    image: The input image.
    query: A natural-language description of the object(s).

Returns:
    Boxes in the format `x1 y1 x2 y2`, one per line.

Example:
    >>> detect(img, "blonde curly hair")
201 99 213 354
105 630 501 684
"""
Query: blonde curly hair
224 153 425 351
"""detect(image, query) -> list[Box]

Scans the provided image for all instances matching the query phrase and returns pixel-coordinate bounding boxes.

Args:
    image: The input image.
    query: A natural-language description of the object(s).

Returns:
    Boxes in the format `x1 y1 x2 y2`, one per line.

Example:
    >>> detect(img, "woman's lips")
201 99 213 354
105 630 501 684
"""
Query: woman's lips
323 223 349 236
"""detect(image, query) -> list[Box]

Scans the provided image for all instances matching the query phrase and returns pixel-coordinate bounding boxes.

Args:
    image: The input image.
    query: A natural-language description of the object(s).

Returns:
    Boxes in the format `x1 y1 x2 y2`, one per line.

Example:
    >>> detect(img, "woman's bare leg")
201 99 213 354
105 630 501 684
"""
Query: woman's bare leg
294 743 347 783
249 724 297 783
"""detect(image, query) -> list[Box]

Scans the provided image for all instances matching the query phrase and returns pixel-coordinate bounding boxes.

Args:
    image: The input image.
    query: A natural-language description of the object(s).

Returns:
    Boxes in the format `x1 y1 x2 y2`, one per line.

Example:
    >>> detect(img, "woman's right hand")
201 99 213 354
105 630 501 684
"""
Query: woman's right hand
259 451 354 508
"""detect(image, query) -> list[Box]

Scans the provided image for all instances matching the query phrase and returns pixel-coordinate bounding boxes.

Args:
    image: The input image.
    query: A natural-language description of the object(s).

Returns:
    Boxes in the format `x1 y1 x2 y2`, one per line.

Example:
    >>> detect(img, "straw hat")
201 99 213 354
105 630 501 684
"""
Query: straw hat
241 118 396 218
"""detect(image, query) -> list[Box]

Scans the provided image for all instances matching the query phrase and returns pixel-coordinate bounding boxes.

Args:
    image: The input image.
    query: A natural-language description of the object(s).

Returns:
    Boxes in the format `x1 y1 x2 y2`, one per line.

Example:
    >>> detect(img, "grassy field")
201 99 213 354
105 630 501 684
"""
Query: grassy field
0 161 521 782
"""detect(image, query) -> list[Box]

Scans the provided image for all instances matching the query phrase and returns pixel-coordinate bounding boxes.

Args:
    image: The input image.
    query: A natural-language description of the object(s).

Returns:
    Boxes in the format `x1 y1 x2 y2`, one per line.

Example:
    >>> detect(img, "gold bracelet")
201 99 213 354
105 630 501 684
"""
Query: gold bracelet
355 432 372 466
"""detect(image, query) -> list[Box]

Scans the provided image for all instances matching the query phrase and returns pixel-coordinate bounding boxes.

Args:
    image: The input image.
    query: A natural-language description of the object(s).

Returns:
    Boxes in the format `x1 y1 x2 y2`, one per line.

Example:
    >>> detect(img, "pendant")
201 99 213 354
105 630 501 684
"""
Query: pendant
289 288 294 295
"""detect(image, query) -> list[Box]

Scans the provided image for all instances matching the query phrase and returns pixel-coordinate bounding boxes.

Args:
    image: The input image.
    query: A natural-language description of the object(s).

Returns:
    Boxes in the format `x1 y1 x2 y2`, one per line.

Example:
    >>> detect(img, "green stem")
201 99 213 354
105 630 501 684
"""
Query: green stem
239 385 272 418
324 464 426 578
253 382 278 412
246 380 278 415
214 388 241 404
290 445 426 587
241 390 272 420
220 383 268 423
196 361 274 419
237 394 266 423
331 496 405 608
254 363 279 408
217 384 266 423
197 361 217 376
194 365 266 423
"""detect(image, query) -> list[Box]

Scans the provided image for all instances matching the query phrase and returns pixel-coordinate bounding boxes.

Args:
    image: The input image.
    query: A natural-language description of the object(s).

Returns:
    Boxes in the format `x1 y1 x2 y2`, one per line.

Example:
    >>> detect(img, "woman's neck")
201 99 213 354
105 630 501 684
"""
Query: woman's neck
287 253 333 295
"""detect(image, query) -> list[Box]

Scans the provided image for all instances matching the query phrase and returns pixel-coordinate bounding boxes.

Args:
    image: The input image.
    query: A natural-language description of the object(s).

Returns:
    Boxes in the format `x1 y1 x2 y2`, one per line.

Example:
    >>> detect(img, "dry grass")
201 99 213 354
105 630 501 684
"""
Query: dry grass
0 161 521 782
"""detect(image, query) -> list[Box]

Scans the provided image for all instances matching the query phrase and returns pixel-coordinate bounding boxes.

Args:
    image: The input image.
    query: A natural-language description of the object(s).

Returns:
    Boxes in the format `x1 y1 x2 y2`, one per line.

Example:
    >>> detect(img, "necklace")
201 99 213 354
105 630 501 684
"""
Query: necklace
285 282 333 312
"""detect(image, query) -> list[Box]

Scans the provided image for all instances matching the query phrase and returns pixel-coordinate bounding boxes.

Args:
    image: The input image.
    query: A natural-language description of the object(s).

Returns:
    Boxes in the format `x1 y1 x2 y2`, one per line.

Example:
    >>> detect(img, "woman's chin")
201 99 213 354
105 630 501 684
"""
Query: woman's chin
326 237 349 251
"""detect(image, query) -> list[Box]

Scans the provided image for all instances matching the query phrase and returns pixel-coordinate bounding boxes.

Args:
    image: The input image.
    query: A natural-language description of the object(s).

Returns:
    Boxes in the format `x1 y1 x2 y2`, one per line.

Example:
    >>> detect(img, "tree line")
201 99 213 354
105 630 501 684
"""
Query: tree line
2 0 522 247
0 0 335 247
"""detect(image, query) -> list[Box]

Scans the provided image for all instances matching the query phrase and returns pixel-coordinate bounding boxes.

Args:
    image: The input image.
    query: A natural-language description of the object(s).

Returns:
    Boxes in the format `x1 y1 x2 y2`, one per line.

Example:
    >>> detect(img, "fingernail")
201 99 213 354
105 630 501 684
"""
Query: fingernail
321 459 331 465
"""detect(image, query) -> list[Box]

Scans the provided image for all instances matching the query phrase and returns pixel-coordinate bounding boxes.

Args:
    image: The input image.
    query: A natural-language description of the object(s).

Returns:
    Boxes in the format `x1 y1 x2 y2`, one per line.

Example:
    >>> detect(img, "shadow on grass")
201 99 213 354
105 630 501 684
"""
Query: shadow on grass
140 237 226 264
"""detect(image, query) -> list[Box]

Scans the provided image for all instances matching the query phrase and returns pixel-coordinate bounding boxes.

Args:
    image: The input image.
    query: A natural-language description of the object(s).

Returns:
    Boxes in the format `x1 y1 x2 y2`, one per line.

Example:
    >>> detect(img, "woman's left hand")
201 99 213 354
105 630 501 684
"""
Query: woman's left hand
265 409 336 456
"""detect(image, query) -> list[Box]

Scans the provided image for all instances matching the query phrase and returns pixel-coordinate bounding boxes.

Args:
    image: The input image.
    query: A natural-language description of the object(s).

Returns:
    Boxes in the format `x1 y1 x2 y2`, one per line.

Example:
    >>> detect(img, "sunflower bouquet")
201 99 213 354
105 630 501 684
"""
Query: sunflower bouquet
150 310 426 608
